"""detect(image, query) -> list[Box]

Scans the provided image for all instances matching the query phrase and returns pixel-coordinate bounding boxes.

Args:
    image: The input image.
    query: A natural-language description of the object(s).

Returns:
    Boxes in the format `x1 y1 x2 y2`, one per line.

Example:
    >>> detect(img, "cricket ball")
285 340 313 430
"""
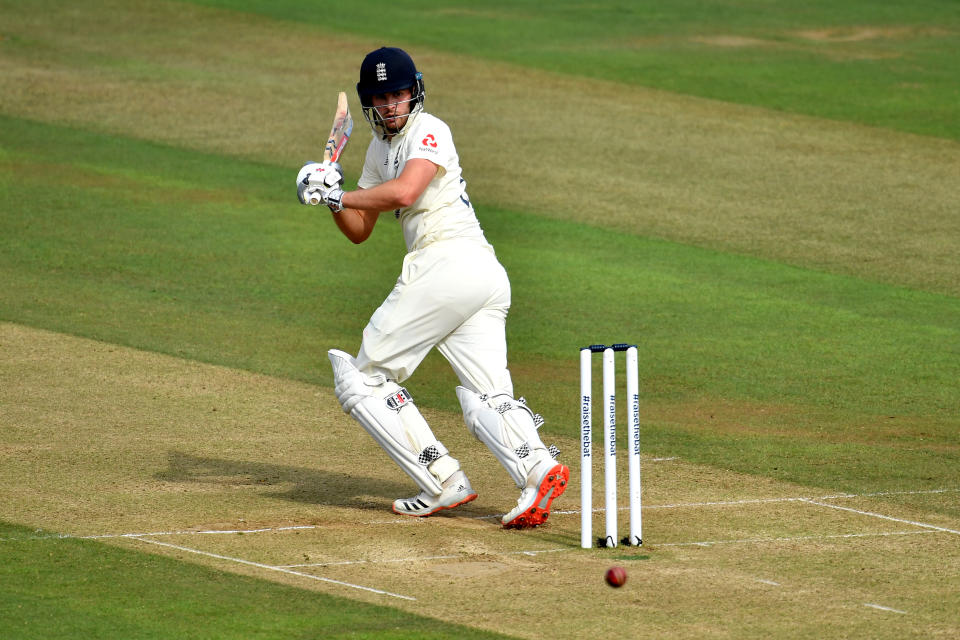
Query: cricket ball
605 566 627 588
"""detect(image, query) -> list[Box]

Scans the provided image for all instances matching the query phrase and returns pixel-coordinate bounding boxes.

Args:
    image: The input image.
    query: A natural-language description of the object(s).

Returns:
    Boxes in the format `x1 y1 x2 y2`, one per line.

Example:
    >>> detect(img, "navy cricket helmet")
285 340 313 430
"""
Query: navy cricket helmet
356 47 425 138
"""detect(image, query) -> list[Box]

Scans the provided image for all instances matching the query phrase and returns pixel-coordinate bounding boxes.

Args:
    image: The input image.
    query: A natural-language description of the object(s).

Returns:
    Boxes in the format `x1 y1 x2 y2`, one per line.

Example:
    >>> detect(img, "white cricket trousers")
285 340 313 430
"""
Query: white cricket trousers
355 237 515 397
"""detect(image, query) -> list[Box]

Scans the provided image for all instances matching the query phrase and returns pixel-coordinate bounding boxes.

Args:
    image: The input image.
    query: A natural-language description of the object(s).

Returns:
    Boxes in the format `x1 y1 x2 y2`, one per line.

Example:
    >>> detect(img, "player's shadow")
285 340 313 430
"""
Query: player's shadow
156 451 410 510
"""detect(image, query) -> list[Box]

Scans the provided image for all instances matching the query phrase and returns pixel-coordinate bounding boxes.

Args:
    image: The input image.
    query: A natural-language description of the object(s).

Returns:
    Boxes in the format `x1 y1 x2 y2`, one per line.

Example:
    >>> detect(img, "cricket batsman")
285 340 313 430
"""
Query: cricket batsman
296 47 568 528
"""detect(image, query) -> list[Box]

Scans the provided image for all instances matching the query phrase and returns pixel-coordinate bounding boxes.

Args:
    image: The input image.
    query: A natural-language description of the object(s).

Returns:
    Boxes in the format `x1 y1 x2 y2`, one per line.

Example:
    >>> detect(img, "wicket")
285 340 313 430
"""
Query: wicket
580 343 642 548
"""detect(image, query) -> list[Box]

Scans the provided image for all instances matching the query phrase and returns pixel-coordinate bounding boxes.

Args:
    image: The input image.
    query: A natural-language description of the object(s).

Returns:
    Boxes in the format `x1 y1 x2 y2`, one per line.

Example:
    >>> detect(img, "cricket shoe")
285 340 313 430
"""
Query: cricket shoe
502 459 569 529
392 470 478 517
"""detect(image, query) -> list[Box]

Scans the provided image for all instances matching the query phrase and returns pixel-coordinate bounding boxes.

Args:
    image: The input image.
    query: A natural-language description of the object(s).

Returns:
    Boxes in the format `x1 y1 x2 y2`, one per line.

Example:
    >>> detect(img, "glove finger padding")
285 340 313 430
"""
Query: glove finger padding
296 162 320 205
295 161 343 205
306 162 343 188
320 164 344 188
296 161 321 185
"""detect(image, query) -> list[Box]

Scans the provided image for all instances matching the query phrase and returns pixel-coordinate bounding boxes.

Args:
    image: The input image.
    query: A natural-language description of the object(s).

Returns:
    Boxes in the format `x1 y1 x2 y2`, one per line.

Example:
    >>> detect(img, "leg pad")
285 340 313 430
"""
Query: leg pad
329 349 459 495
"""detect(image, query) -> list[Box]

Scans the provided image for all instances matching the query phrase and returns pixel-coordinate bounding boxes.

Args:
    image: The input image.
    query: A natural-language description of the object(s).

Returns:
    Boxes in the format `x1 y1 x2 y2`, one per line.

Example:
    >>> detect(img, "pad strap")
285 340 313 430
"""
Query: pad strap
456 386 553 488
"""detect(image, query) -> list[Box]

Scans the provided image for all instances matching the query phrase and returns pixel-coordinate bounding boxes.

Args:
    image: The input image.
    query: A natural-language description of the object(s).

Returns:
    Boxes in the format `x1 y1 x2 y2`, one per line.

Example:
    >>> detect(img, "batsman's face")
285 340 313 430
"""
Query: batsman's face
371 88 414 133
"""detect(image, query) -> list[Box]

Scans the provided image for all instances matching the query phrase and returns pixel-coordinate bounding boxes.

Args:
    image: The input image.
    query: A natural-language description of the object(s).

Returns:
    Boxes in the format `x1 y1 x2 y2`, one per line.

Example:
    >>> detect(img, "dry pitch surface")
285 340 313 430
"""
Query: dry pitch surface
3 322 958 638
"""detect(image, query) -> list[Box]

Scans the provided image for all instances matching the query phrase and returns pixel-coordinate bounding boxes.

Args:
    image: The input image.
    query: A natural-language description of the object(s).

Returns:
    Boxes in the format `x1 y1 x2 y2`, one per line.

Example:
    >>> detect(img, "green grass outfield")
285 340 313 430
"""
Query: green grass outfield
1 1 958 637
190 0 960 140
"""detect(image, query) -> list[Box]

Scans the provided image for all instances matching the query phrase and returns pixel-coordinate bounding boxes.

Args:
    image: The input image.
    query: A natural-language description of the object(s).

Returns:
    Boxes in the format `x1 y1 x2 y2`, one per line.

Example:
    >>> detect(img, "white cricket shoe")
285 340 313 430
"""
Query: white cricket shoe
392 470 478 517
502 459 569 529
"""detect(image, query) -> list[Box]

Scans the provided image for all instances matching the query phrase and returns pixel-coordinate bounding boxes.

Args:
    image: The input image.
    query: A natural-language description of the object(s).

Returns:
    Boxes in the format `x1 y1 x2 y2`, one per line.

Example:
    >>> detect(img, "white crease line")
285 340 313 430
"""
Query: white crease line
78 524 319 540
132 536 416 601
280 547 570 569
284 531 935 569
551 497 804 517
555 488 960 516
635 487 959 510
11 487 957 542
819 488 958 499
300 530 935 569
645 497 806 509
657 529 936 547
756 579 781 586
801 499 960 535
6 528 942 568
864 603 907 614
283 553 462 568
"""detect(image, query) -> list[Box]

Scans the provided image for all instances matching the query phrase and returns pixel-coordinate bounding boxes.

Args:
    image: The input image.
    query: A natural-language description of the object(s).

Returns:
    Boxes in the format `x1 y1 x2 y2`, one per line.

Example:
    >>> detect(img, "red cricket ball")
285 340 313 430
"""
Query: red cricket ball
605 566 627 588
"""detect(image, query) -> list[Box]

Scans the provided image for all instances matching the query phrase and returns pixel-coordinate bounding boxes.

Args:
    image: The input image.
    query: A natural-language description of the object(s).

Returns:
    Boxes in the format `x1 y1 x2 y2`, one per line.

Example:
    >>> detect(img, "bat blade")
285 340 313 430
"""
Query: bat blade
323 91 353 164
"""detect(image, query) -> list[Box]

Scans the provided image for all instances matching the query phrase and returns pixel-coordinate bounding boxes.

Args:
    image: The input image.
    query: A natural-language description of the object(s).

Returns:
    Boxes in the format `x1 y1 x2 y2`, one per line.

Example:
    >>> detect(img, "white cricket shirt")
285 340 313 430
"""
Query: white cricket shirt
357 111 489 252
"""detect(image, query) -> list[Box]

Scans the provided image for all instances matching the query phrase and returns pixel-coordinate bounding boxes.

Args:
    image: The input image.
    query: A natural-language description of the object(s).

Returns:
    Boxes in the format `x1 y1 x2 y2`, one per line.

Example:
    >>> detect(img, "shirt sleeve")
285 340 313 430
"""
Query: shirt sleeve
406 119 456 175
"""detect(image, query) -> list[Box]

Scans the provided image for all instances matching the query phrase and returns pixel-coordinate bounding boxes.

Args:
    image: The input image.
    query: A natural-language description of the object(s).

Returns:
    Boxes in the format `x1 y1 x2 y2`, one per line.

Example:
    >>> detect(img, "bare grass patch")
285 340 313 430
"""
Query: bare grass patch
795 26 953 42
691 35 772 47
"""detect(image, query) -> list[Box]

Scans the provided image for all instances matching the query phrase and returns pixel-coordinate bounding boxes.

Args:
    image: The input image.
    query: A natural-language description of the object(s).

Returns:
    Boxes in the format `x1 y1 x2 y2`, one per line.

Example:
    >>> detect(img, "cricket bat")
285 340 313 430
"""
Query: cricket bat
308 91 353 206
323 91 353 164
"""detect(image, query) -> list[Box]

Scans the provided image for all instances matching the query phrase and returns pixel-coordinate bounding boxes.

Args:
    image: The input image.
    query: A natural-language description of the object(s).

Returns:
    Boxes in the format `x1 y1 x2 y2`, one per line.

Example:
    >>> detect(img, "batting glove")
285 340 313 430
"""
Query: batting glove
296 161 343 205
